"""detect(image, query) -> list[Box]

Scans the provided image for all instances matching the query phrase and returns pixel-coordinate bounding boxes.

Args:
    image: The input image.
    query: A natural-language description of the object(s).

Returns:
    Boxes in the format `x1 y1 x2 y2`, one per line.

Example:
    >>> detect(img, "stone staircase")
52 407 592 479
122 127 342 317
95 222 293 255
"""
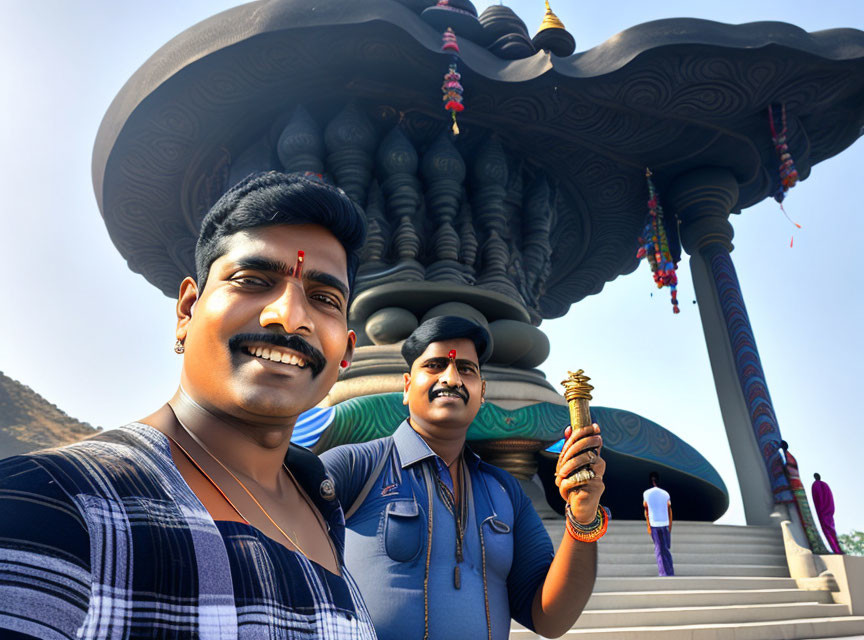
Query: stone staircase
511 520 864 640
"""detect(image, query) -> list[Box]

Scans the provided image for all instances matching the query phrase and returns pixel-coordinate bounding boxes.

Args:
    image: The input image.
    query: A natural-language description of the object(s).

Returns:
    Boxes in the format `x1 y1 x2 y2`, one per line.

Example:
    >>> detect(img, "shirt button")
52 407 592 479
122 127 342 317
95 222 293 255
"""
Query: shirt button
320 478 336 500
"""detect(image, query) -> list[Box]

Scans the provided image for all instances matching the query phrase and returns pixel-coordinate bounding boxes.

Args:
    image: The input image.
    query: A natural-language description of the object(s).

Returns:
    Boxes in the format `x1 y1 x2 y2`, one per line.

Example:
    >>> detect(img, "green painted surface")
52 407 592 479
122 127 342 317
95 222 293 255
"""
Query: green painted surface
314 392 727 496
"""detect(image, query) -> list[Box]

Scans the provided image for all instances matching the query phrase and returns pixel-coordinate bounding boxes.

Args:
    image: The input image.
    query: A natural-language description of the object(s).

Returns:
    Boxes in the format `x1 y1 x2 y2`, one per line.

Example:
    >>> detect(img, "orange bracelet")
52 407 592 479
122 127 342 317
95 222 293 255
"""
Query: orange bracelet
565 505 609 543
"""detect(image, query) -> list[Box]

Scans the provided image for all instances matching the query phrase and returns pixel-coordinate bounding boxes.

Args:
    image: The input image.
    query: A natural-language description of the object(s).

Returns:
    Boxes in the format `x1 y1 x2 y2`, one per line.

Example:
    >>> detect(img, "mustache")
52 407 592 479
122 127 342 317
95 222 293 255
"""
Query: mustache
228 333 327 377
428 384 469 404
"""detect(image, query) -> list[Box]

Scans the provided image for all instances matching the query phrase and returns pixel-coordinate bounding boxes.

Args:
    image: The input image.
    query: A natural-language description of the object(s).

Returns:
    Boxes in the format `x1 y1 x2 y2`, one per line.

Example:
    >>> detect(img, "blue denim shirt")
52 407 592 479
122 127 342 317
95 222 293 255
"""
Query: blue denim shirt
320 421 555 640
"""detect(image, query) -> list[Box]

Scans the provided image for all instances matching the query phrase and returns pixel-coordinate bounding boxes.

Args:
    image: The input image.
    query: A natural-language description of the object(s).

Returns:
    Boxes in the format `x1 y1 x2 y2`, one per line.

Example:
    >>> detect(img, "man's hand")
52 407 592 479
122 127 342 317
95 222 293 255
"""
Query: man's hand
555 423 605 525
533 423 605 637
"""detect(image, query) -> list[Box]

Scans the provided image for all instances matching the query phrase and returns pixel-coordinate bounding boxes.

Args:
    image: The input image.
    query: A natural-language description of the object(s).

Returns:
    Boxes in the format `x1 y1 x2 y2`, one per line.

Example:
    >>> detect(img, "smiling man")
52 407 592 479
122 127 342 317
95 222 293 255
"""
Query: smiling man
321 316 608 640
0 172 377 639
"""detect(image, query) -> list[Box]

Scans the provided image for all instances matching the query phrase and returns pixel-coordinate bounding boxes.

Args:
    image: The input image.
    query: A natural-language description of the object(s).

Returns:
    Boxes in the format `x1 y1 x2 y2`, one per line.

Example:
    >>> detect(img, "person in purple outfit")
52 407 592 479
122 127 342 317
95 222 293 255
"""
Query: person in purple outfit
643 471 674 576
812 473 844 554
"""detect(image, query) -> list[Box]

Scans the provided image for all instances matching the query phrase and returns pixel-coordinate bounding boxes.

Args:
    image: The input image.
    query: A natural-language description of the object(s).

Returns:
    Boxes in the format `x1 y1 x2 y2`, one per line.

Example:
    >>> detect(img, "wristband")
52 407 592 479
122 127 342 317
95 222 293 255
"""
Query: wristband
565 504 609 543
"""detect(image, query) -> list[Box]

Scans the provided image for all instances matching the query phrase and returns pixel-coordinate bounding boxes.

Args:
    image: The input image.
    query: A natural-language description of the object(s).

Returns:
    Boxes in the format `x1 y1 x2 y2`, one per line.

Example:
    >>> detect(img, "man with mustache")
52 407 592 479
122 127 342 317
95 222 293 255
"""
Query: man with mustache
321 316 608 639
0 172 377 639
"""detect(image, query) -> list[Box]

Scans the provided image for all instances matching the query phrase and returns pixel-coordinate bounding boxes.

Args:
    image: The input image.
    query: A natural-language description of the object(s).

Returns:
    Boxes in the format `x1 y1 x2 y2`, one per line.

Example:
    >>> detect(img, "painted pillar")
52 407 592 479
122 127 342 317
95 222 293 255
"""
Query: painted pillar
668 168 792 526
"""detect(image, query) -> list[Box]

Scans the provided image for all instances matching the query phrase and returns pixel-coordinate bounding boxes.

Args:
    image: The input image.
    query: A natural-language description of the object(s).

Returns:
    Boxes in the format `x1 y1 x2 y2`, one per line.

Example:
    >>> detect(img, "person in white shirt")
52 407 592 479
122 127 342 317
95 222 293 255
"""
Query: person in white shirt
643 471 674 576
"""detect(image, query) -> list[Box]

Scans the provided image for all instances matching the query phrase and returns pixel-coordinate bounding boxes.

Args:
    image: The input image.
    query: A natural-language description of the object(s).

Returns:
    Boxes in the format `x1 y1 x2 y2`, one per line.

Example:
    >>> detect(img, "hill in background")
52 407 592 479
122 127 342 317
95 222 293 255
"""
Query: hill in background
0 370 99 459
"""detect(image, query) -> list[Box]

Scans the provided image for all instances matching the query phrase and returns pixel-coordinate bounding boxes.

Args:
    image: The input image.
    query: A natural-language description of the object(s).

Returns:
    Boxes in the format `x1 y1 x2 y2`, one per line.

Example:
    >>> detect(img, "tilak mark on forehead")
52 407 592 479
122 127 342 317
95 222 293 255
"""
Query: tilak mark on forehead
292 250 305 279
448 349 457 361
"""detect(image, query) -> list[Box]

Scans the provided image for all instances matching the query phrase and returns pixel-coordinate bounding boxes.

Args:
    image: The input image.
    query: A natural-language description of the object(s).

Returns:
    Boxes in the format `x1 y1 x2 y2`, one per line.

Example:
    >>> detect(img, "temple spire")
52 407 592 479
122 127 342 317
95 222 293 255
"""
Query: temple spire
537 0 566 33
532 0 575 56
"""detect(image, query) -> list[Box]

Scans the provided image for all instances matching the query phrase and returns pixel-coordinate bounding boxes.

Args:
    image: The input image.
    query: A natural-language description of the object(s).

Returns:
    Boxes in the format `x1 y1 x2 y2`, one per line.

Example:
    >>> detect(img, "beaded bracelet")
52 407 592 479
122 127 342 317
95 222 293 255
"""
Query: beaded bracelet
565 504 609 543
567 503 602 531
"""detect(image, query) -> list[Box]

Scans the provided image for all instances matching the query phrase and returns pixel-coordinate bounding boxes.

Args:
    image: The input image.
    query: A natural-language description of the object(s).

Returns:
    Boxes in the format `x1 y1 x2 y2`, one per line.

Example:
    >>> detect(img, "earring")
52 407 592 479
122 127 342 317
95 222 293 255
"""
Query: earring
174 339 185 354
340 360 349 368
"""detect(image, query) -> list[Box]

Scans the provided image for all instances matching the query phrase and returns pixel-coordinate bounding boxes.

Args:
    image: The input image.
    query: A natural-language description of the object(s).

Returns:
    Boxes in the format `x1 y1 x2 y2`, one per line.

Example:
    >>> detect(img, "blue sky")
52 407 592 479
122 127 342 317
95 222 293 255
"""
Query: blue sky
1 0 861 537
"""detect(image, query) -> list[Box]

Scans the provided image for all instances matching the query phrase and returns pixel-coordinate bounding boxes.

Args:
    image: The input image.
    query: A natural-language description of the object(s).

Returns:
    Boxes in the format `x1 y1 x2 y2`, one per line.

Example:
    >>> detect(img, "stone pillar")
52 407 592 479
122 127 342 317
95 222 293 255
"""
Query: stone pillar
668 168 792 526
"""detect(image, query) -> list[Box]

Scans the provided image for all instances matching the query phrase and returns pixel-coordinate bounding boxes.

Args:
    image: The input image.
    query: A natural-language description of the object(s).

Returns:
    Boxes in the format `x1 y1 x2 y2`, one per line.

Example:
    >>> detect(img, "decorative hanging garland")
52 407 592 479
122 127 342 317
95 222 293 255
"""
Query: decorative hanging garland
441 27 464 135
637 169 680 314
769 103 799 200
768 103 802 246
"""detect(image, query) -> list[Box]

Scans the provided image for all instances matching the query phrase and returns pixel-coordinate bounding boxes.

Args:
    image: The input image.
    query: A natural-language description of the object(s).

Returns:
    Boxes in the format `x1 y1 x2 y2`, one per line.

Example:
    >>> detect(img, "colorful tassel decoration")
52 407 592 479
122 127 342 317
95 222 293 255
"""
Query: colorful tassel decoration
637 169 680 314
441 28 464 135
769 103 799 201
442 25 459 53
768 103 803 245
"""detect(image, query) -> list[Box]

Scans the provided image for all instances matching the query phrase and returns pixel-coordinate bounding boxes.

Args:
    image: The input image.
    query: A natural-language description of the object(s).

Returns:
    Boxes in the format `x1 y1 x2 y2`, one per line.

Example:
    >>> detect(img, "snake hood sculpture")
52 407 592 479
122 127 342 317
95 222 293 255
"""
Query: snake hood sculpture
93 0 864 320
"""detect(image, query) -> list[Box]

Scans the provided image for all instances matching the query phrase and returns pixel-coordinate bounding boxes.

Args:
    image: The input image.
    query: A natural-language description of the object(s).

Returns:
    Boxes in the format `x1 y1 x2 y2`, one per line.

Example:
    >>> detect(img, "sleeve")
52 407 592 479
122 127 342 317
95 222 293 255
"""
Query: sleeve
319 441 387 515
0 454 92 639
504 474 556 631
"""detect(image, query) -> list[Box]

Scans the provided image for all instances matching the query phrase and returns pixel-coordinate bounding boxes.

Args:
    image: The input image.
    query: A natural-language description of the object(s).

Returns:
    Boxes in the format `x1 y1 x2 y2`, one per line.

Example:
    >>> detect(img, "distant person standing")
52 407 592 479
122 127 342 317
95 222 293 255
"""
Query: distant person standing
777 441 829 553
812 473 844 554
643 471 674 576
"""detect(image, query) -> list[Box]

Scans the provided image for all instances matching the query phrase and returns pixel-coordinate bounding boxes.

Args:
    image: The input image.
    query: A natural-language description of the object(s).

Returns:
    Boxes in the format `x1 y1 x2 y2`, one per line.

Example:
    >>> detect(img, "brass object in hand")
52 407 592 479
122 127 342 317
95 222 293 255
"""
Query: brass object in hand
560 369 596 483
561 369 593 430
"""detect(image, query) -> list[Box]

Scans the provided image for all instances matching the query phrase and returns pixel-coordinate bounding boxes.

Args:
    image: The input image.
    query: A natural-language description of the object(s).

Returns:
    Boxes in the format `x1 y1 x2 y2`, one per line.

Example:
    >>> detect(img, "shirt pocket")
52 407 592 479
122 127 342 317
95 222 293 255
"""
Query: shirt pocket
482 517 514 579
380 499 426 563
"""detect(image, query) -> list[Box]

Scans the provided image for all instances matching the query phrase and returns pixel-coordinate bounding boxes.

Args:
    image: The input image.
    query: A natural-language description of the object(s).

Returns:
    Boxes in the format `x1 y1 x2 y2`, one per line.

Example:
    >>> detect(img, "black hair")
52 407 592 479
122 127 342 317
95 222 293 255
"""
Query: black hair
780 440 789 450
649 471 660 485
814 472 821 480
194 171 366 293
401 316 493 368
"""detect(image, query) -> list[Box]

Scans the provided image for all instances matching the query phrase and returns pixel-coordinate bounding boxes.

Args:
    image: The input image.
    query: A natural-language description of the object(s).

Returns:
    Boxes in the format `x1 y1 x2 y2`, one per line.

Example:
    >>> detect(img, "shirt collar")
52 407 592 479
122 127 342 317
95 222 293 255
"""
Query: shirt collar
392 420 482 469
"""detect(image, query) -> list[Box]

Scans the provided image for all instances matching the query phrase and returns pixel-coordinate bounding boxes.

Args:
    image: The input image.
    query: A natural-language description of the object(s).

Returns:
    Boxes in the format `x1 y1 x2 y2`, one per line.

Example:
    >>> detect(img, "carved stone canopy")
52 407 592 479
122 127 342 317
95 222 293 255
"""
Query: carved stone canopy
93 0 864 319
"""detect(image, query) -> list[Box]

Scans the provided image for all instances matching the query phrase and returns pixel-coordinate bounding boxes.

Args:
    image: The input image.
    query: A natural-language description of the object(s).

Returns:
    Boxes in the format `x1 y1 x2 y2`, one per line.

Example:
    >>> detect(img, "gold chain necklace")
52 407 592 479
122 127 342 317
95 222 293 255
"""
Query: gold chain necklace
169 418 309 558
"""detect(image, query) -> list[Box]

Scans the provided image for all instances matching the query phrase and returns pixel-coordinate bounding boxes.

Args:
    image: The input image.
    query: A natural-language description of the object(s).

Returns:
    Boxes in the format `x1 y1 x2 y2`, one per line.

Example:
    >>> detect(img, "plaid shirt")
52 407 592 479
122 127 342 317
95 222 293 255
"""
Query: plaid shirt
0 423 376 639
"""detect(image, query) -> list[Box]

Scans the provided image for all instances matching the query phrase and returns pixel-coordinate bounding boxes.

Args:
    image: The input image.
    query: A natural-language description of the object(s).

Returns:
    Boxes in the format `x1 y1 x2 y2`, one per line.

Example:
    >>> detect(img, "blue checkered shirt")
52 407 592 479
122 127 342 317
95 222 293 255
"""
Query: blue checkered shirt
0 423 377 639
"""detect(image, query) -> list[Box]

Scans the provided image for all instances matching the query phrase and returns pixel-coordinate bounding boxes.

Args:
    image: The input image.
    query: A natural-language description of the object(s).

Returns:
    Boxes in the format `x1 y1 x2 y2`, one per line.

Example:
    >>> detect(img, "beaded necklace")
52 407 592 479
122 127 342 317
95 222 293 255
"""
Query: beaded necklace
421 456 491 640
433 458 468 588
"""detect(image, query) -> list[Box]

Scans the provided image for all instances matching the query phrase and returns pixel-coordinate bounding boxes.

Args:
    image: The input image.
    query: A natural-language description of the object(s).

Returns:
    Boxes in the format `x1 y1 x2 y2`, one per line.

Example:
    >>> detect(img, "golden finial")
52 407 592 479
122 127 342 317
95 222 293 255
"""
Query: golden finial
537 0 567 33
561 369 593 442
561 369 593 403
